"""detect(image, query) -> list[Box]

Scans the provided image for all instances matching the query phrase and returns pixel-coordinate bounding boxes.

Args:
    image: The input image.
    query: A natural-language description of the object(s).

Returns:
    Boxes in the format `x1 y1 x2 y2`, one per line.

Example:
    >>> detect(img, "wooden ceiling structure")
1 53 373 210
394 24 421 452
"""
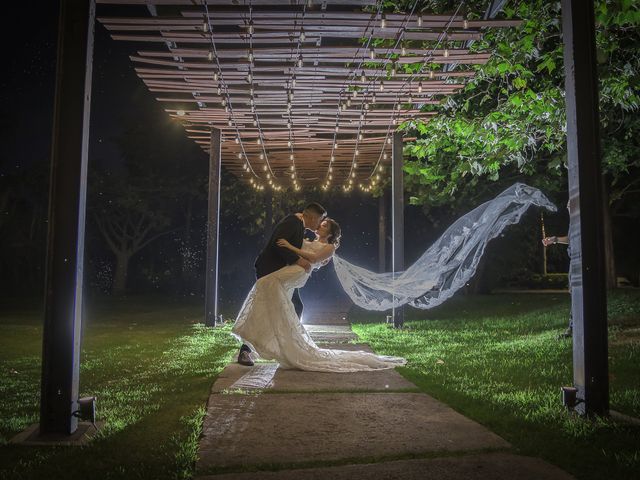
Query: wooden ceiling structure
97 0 520 192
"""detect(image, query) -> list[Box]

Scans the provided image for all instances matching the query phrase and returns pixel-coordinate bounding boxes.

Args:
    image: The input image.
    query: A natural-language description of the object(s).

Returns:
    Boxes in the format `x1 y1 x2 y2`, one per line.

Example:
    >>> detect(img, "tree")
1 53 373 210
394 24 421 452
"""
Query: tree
90 170 178 295
394 0 639 287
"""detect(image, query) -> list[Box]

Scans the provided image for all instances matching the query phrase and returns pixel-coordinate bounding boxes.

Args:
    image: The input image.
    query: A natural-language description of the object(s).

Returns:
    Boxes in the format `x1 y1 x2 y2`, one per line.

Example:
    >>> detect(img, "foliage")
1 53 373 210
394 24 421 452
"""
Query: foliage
352 290 640 480
394 0 640 212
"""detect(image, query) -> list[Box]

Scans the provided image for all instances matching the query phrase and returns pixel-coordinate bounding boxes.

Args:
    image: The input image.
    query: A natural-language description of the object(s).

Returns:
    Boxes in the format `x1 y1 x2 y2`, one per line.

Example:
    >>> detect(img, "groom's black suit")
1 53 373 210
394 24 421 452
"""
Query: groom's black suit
254 213 305 318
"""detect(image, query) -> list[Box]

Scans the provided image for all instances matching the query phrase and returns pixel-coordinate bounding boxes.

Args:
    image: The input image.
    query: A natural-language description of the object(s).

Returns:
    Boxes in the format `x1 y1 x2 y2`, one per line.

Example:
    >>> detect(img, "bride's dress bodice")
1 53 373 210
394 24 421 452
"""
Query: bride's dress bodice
302 240 331 269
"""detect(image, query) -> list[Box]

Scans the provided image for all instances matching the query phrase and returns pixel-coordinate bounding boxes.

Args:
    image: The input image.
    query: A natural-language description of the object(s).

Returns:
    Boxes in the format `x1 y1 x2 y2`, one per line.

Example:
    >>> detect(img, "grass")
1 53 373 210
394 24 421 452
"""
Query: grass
1 291 638 479
0 295 237 480
351 289 640 480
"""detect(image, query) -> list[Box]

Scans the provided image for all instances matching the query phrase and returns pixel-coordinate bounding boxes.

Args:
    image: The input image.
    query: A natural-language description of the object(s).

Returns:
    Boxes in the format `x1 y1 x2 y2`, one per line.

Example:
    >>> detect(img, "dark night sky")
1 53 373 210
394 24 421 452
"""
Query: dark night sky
1 2 429 310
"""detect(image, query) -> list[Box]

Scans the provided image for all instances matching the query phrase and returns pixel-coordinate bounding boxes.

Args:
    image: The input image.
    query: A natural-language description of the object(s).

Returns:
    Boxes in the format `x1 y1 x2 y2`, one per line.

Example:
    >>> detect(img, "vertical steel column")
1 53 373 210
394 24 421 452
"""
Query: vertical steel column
205 129 222 327
391 132 404 328
561 0 609 416
40 0 95 436
378 193 386 273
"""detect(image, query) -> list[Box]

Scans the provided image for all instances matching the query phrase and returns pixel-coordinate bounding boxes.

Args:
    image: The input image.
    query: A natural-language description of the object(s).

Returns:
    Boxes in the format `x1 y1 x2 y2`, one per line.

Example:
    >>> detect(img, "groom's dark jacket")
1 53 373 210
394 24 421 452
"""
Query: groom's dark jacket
254 214 304 278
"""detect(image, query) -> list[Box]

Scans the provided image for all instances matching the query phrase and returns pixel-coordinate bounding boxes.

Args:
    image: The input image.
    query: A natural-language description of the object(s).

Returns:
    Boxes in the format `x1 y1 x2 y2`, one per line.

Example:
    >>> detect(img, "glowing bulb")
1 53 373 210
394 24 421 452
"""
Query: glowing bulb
347 98 352 107
379 80 384 91
352 90 357 99
263 165 268 171
292 75 297 87
300 28 306 42
248 50 254 62
443 48 449 58
358 134 363 141
235 137 239 144
221 98 226 107
401 46 406 56
417 14 423 27
360 71 366 83
383 153 388 160
208 50 213 61
247 72 252 82
257 137 262 145
248 20 254 35
260 153 264 160
297 55 303 68
370 48 376 60
418 82 423 93
176 110 185 116
381 13 386 28
217 86 222 95
391 63 397 76
253 119 257 127
429 70 435 79
387 137 391 144
463 19 469 29
214 72 219 82
237 152 242 159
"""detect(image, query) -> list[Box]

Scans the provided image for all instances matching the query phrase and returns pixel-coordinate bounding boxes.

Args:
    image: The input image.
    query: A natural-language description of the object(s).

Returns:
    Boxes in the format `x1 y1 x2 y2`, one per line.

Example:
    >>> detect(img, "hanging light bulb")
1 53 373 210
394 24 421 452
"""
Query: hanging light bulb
429 70 435 79
360 71 366 83
329 166 333 172
247 71 253 83
381 13 387 28
250 86 254 96
387 137 392 144
248 20 254 35
208 50 213 61
355 149 360 156
391 61 397 77
372 93 376 103
392 118 397 125
418 81 423 93
262 164 268 172
203 21 209 32
237 152 242 159
217 85 221 95
370 47 376 60
253 119 257 127
260 153 265 160
213 72 219 82
409 94 413 103
383 152 388 160
248 49 254 62
335 125 339 133
297 55 303 68
288 90 294 101
379 80 384 91
443 48 449 58
228 120 233 127
401 45 406 56
235 136 240 144
358 133 363 141
331 155 335 162
352 90 357 99
347 98 352 107
292 75 297 87
290 157 295 164
221 98 226 107
287 140 292 147
300 28 306 42
417 14 423 27
257 137 262 145
463 18 469 29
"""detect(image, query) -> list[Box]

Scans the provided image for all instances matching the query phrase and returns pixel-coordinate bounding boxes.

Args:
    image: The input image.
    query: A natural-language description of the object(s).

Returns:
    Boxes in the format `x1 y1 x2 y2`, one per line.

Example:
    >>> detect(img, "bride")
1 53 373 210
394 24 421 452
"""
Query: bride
232 218 407 372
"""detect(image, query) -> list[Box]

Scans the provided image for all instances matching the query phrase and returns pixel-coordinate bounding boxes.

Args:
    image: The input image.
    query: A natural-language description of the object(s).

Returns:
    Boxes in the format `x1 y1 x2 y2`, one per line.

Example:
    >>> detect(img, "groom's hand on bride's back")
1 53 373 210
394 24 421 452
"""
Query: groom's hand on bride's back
296 258 312 273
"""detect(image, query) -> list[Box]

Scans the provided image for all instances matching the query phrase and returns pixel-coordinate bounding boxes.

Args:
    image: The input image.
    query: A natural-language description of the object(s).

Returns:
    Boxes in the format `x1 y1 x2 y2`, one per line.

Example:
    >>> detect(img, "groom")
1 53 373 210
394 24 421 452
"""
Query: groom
238 202 327 366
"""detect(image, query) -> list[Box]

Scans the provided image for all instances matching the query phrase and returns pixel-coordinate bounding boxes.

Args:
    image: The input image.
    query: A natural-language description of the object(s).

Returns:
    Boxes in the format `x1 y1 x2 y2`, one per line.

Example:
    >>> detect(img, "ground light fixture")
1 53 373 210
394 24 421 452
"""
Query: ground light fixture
72 396 97 426
560 386 583 410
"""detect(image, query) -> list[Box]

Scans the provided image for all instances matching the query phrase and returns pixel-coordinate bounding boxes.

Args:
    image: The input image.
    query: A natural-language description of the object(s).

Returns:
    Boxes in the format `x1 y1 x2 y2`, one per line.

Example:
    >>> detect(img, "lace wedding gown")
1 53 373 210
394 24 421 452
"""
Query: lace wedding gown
232 240 407 372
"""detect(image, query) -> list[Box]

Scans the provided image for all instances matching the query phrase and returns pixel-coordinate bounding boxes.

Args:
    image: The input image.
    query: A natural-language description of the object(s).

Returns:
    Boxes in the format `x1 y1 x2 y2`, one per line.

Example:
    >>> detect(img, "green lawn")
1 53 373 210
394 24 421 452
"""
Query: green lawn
0 296 238 480
352 289 640 480
1 292 638 479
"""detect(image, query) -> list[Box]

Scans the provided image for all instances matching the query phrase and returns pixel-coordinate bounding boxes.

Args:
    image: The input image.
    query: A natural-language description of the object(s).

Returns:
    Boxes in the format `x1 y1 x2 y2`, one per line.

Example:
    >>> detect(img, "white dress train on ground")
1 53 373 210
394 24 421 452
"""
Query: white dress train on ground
232 240 407 372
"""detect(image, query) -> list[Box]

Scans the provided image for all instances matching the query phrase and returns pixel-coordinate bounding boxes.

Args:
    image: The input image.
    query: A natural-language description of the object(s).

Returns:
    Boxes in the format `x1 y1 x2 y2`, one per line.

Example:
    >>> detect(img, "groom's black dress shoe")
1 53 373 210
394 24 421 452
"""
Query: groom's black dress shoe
238 350 254 366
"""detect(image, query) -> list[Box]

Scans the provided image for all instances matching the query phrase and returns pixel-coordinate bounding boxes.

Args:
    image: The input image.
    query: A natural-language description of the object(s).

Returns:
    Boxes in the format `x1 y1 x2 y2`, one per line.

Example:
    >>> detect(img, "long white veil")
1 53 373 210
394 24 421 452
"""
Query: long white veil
333 183 557 311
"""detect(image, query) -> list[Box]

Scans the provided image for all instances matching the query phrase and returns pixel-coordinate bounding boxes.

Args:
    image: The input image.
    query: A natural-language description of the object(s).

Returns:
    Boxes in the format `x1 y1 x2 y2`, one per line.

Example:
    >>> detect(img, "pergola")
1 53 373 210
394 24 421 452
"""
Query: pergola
97 1 519 191
36 0 609 443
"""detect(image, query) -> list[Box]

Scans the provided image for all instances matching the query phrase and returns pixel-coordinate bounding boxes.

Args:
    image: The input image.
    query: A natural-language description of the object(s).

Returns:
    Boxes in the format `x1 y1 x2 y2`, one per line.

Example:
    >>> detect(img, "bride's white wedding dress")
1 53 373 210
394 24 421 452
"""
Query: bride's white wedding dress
232 240 407 372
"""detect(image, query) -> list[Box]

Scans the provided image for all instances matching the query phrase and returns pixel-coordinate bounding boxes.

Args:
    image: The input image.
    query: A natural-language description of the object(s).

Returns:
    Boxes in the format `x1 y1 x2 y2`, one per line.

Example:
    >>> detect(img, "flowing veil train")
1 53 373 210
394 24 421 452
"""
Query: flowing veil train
333 183 557 311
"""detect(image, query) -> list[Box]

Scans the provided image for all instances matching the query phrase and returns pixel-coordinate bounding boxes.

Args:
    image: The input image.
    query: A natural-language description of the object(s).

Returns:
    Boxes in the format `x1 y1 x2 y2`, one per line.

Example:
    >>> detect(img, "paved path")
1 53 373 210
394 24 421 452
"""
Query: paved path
196 320 573 479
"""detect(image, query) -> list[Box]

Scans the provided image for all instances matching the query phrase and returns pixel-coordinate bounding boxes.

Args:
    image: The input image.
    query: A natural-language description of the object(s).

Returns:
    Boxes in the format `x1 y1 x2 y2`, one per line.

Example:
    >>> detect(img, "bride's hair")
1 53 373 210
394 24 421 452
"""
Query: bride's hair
325 218 341 249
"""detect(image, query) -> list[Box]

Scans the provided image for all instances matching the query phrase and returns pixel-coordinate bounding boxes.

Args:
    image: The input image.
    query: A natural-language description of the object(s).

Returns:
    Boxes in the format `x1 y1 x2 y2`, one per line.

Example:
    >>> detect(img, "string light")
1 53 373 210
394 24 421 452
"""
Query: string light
417 14 423 27
418 81 423 93
380 13 387 28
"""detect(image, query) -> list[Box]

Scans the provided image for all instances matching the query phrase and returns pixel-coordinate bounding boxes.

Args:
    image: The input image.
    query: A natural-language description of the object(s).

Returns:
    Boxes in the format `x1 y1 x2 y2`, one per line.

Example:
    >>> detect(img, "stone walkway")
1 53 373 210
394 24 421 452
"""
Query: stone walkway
196 319 573 479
